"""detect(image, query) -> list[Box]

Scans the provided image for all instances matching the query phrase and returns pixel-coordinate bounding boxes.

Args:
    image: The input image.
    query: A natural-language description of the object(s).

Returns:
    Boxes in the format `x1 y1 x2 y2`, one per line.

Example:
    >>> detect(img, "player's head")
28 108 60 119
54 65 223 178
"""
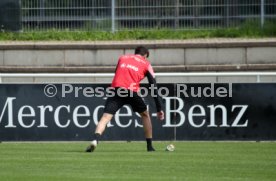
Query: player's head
135 46 149 58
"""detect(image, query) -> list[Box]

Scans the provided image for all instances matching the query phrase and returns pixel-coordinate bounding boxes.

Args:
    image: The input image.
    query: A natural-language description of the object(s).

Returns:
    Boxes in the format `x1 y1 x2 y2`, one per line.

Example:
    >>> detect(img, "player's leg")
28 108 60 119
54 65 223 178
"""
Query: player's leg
139 110 155 152
95 113 114 135
140 111 152 138
86 94 123 152
129 92 155 151
86 113 113 152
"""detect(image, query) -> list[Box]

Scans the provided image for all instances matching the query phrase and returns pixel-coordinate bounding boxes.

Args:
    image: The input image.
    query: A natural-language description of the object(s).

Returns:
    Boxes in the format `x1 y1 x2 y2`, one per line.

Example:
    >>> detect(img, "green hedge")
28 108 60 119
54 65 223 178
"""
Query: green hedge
0 21 275 41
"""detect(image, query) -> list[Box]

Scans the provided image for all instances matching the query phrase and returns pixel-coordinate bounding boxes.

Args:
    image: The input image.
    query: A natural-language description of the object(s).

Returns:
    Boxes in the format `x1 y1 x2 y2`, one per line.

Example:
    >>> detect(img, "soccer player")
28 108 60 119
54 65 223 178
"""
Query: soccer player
86 46 164 152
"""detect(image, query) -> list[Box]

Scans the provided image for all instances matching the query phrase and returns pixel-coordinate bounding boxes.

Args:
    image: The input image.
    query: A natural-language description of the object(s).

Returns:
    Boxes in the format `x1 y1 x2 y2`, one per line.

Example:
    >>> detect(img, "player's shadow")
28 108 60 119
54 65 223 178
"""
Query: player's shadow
66 150 88 153
65 149 144 153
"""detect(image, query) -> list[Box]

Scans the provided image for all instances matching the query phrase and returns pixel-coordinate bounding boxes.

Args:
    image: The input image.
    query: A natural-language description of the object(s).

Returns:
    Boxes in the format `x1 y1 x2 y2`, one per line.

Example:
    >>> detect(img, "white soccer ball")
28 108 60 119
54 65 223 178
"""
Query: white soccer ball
166 144 175 151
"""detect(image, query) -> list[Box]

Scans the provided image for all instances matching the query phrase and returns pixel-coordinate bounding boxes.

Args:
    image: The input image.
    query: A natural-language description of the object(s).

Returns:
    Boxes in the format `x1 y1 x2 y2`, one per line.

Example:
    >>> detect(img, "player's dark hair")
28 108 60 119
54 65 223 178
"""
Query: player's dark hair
135 46 149 58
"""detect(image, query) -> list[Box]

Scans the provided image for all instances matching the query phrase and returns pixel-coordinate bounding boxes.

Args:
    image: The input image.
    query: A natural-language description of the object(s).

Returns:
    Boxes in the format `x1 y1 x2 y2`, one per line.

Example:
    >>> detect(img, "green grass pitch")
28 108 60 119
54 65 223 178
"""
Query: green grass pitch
0 141 275 181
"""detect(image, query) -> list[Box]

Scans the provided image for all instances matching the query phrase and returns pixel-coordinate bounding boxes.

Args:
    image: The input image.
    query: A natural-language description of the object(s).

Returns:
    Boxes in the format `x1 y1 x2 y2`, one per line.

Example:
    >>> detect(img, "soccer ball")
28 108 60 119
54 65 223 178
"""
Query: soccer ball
166 144 175 151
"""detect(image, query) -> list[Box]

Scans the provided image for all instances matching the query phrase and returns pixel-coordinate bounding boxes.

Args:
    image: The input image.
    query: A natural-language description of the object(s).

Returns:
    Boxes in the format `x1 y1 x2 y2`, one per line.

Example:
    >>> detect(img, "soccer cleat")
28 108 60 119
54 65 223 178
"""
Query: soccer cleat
85 140 97 152
147 146 156 152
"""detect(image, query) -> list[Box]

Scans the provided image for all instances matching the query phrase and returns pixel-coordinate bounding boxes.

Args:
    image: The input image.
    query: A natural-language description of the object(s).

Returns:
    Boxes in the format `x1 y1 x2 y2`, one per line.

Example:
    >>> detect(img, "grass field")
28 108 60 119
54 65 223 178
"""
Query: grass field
0 141 275 181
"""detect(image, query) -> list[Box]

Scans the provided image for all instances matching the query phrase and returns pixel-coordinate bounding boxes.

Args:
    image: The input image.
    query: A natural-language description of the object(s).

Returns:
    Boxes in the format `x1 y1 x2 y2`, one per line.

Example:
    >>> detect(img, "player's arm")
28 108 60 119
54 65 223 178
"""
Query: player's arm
145 65 164 120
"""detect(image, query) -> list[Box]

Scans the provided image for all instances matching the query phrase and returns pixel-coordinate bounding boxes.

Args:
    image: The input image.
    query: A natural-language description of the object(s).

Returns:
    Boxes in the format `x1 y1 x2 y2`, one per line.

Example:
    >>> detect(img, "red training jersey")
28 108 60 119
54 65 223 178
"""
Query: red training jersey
111 54 155 92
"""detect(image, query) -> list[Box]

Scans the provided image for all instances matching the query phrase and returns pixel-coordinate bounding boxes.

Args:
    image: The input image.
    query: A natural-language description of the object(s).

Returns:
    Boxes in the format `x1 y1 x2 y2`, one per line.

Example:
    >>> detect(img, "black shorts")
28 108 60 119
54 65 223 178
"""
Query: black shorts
104 88 147 115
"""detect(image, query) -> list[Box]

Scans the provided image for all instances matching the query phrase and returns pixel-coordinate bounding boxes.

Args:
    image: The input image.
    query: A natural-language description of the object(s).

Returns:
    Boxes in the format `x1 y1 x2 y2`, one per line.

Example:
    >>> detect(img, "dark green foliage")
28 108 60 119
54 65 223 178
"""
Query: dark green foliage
0 20 275 41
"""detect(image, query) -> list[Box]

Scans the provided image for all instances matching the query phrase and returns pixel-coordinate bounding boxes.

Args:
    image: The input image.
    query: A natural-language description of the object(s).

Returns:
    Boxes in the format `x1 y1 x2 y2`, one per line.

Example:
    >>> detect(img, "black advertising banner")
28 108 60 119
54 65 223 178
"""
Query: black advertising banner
174 84 276 140
0 83 275 141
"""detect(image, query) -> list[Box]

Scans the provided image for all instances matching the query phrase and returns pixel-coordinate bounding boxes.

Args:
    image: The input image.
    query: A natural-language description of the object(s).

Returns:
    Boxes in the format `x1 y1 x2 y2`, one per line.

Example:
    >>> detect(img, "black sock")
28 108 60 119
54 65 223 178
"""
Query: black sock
146 138 152 147
92 133 101 143
146 138 155 151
